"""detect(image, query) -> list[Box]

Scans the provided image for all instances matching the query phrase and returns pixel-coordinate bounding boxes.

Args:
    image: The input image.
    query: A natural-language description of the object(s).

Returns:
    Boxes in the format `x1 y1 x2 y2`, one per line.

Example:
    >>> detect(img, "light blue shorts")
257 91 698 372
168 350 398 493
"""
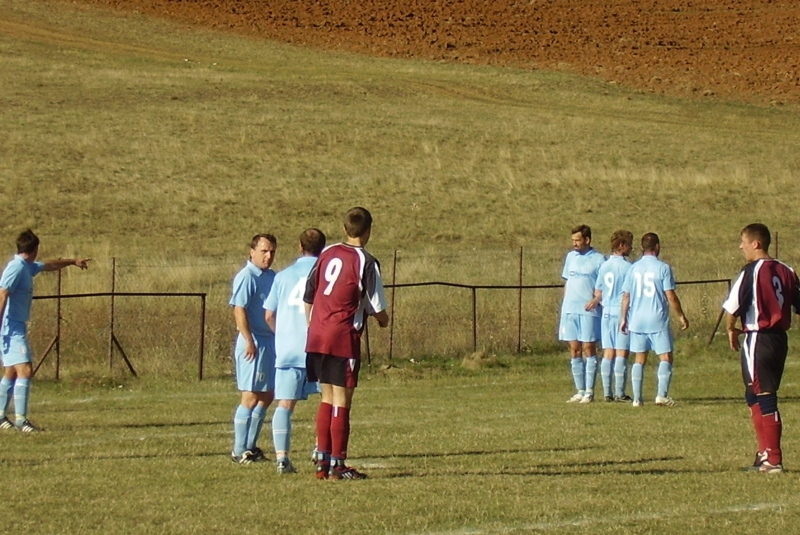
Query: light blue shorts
629 329 673 355
274 367 320 401
2 332 32 367
559 313 601 343
234 333 276 392
601 314 629 351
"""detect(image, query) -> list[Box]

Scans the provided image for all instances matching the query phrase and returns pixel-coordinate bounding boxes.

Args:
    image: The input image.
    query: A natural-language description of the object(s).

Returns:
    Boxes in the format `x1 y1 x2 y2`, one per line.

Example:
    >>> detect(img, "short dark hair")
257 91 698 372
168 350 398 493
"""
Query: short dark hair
300 228 326 256
343 207 373 239
250 233 277 249
571 224 591 240
741 223 771 252
16 229 39 254
610 230 633 251
641 232 660 252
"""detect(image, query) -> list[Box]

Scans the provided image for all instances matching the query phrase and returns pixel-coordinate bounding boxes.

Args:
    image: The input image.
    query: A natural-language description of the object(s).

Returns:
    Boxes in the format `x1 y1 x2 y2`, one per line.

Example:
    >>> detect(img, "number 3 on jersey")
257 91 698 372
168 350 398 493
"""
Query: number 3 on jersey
773 276 784 308
323 258 343 295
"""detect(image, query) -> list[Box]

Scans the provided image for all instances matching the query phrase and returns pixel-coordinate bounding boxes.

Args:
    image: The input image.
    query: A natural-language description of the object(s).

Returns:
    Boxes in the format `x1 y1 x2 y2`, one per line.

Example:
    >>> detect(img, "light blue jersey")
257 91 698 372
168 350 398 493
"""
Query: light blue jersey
595 255 631 316
0 255 44 334
263 256 316 368
229 261 275 337
622 255 675 333
561 248 605 317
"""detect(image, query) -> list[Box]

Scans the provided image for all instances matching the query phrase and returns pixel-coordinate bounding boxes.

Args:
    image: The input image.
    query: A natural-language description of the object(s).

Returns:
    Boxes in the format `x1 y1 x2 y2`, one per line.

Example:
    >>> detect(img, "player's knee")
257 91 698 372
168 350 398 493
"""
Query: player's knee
757 393 778 415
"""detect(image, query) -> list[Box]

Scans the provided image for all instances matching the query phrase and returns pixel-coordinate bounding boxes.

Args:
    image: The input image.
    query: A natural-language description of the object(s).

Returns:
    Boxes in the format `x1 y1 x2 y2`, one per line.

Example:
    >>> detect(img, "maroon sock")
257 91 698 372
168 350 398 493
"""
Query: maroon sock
750 403 765 453
330 405 351 461
316 402 333 455
761 410 783 465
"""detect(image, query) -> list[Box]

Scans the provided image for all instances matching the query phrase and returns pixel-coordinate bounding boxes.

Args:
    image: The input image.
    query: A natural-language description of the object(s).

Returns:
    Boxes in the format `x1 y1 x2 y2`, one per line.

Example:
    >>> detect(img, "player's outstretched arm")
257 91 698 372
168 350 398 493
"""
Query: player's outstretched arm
42 258 91 272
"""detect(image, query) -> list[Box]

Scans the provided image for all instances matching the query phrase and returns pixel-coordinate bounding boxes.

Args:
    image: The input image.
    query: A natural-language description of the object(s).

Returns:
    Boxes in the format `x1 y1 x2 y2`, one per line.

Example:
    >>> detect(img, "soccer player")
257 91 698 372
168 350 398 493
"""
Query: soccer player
264 228 326 475
229 234 277 464
620 233 688 407
0 229 89 432
559 224 605 403
722 223 800 473
304 207 389 480
589 230 634 402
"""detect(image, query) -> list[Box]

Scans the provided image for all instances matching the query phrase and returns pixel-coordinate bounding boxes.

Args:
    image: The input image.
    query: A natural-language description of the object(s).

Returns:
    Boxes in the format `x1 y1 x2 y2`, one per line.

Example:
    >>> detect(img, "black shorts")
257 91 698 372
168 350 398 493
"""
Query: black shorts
741 330 788 394
306 353 361 389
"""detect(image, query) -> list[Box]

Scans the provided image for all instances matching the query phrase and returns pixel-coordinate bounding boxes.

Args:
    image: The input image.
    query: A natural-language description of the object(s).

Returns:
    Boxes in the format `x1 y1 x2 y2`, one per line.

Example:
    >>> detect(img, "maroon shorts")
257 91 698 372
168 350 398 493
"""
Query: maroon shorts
306 353 361 388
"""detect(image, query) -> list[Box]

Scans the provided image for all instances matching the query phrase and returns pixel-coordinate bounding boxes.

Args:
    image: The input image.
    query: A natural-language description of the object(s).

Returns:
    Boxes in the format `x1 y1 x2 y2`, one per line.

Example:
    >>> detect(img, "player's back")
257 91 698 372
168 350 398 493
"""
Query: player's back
737 258 800 332
625 255 674 333
268 256 317 367
597 255 631 313
305 243 380 359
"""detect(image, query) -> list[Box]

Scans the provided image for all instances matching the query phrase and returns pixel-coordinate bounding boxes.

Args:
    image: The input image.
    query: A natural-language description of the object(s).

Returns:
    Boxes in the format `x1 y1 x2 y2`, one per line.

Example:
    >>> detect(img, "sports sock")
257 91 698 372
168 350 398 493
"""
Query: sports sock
233 404 252 456
13 378 30 424
600 358 613 398
0 377 14 418
631 363 644 402
316 402 333 455
570 357 585 395
245 403 266 451
330 405 351 461
656 361 672 399
584 356 598 395
750 402 765 453
272 406 292 455
762 411 782 465
613 357 627 398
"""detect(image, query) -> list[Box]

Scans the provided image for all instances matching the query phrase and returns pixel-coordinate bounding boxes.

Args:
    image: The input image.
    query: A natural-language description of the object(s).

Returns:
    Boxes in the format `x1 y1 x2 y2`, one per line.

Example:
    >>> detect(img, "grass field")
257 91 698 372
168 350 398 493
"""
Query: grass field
2 2 800 532
5 354 800 534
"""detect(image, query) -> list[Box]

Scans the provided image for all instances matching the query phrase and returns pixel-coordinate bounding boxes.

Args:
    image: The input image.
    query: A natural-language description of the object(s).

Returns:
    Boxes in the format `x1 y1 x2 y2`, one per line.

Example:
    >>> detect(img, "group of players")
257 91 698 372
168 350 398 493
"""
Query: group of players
228 206 388 479
558 225 688 407
0 218 796 476
561 222 800 473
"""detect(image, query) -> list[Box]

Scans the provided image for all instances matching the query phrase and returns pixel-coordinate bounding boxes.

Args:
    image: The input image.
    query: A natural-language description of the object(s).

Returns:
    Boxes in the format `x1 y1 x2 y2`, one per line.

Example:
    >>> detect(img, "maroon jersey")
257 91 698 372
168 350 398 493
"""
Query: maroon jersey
304 243 387 359
723 258 800 332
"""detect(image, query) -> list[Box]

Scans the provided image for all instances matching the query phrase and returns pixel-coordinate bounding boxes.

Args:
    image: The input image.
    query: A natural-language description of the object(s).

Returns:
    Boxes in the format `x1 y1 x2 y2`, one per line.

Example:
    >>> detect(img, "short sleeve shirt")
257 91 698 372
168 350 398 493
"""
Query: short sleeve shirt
264 256 316 368
595 255 632 315
622 255 675 333
561 248 605 317
229 261 275 337
722 258 800 332
0 255 45 331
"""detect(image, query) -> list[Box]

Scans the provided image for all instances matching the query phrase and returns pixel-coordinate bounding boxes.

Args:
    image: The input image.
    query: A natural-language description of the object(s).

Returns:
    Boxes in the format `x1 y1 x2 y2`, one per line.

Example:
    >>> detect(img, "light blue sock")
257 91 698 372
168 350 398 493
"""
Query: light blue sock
600 358 613 398
0 377 14 418
246 404 266 451
571 357 585 394
631 363 644 403
272 406 293 455
233 404 252 456
657 361 673 399
613 357 628 398
14 378 30 424
584 356 598 395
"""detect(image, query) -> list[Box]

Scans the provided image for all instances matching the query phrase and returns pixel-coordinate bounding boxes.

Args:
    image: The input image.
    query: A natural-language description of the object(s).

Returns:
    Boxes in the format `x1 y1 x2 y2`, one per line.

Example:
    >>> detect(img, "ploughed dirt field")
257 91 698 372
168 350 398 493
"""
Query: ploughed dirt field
67 0 799 105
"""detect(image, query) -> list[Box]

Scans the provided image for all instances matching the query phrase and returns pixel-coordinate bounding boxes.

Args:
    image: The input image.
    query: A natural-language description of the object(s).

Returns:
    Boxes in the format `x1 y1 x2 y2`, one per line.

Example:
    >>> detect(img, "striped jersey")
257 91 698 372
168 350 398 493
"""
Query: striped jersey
722 258 800 332
303 243 387 359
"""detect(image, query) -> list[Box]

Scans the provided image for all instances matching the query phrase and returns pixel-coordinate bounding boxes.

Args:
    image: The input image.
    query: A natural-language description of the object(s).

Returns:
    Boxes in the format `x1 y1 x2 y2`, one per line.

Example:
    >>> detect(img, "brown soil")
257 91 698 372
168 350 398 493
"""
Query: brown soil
67 0 800 105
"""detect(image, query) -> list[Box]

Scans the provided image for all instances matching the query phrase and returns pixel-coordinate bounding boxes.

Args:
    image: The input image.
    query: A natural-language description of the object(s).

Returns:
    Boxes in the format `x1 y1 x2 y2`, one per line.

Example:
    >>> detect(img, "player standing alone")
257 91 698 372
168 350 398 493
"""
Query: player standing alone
264 228 326 474
723 223 800 473
304 207 389 480
0 229 90 432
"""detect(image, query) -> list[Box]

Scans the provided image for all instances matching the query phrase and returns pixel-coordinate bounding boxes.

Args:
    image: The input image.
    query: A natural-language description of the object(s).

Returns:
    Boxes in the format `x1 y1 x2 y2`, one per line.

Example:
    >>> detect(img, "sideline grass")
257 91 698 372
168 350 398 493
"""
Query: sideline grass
4 349 800 534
